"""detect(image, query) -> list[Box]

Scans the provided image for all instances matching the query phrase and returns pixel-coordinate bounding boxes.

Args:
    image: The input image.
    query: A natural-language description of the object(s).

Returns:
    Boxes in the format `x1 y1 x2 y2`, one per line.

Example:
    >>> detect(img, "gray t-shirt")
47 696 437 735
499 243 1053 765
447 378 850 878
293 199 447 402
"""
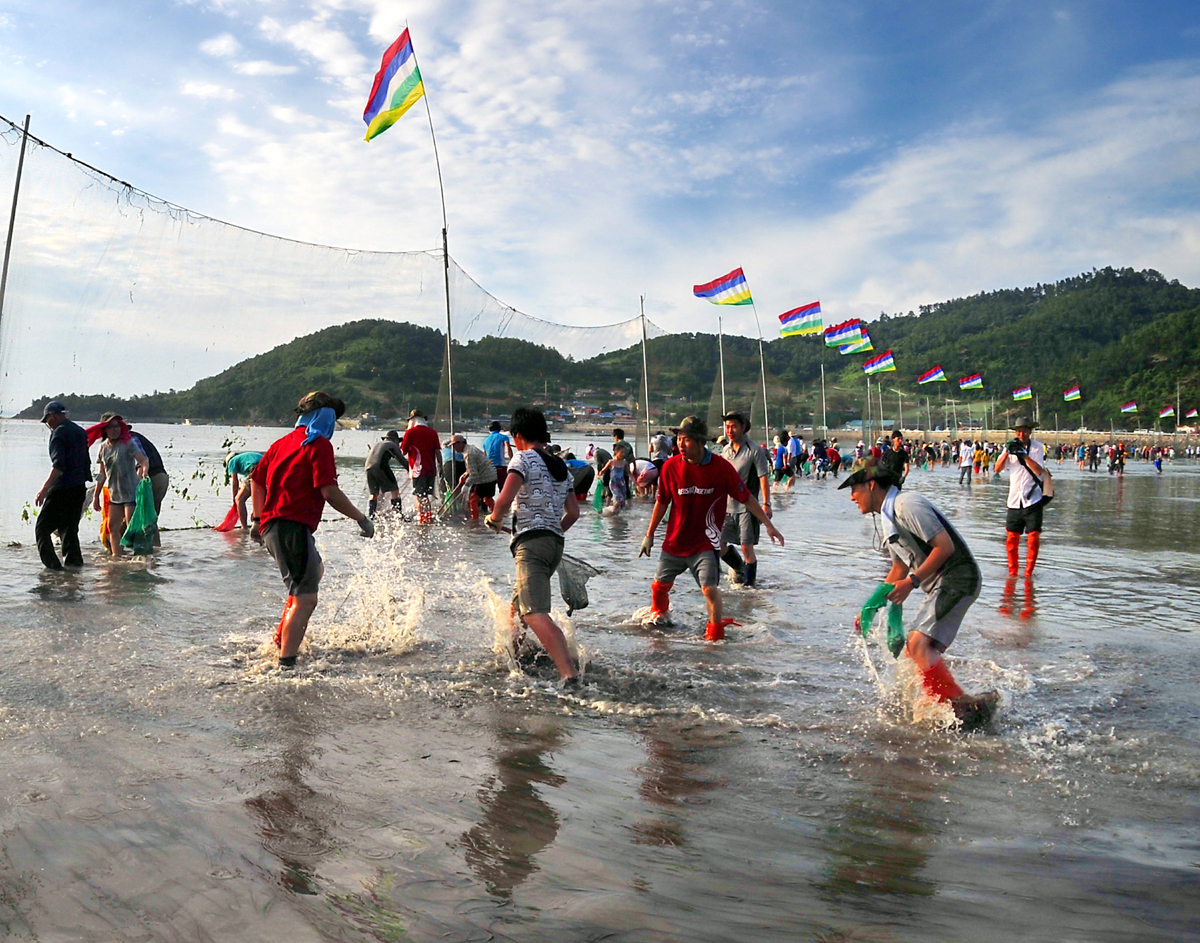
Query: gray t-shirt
365 440 405 472
882 489 979 597
98 439 141 504
721 433 770 512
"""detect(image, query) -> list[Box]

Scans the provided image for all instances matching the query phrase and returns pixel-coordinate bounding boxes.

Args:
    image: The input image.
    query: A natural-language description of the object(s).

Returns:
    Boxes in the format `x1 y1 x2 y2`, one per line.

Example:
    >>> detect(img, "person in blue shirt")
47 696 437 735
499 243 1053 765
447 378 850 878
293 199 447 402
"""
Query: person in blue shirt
34 401 92 569
482 420 514 489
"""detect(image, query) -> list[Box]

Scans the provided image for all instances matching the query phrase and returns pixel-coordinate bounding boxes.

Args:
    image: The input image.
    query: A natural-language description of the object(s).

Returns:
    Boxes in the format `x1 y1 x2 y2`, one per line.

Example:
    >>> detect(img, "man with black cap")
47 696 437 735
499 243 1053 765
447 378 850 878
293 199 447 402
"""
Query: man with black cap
841 456 996 728
719 411 772 587
994 415 1048 577
365 430 408 517
639 416 783 640
34 400 91 569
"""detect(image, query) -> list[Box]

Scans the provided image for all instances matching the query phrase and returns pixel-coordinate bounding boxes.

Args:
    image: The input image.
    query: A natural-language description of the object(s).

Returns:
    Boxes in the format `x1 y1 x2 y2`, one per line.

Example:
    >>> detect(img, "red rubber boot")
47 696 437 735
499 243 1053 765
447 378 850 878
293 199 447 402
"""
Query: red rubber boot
1024 531 1041 577
704 618 742 641
650 580 672 619
273 597 292 650
1005 531 1021 578
921 659 964 702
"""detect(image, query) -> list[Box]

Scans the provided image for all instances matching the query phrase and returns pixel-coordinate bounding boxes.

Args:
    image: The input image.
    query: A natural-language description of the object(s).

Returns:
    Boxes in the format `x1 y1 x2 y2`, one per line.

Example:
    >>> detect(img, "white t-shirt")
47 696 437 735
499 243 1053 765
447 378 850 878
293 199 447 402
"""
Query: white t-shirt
959 443 974 467
507 448 570 541
1004 439 1045 508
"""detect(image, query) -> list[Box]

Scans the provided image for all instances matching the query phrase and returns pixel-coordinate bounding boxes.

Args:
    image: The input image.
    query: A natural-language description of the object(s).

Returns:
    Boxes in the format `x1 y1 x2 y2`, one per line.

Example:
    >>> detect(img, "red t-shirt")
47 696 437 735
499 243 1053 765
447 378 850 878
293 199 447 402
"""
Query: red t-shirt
251 428 338 532
658 452 750 557
400 423 441 478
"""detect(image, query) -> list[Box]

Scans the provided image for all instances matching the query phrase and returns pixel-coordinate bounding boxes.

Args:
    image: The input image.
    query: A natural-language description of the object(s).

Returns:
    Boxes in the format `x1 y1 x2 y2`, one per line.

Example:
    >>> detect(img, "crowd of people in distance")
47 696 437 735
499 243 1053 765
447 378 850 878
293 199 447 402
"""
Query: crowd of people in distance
31 392 1197 729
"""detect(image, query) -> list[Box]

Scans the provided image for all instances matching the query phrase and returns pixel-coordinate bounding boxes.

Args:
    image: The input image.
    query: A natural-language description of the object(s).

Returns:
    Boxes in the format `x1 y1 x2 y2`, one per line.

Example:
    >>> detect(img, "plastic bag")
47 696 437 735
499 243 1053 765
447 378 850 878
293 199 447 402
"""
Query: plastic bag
592 477 605 512
558 551 601 616
214 501 240 532
859 582 906 658
120 477 158 554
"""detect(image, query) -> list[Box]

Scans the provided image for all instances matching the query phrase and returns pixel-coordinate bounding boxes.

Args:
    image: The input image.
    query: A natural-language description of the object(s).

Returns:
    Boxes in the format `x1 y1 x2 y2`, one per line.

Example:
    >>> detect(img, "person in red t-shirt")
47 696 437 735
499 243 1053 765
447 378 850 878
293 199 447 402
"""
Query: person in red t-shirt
399 410 443 524
638 416 784 641
250 392 374 668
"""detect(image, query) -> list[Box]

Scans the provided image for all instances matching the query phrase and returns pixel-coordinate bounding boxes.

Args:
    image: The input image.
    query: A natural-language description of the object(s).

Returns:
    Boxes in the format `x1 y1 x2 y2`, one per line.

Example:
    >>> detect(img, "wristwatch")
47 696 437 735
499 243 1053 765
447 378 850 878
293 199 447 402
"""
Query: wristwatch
908 572 922 589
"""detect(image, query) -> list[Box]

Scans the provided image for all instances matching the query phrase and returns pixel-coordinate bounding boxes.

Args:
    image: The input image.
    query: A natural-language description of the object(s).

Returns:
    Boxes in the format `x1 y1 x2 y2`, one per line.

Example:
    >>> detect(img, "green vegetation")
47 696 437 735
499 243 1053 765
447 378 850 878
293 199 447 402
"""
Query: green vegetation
20 267 1200 429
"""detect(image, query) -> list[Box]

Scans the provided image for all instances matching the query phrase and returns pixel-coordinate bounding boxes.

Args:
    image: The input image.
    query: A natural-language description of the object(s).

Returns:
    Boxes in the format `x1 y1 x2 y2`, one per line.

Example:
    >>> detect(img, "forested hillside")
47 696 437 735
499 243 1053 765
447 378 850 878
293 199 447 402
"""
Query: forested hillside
21 267 1200 428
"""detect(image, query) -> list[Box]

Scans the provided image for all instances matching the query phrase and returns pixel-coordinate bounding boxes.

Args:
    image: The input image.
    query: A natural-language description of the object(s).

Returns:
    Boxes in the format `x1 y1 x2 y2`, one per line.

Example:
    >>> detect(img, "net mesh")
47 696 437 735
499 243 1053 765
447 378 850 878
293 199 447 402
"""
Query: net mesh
0 116 669 437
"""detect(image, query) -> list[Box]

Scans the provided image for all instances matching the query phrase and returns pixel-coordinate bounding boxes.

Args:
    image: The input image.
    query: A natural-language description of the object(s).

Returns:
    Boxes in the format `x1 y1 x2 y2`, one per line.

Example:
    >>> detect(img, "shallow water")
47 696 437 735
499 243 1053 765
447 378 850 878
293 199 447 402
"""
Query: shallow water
1 420 1198 941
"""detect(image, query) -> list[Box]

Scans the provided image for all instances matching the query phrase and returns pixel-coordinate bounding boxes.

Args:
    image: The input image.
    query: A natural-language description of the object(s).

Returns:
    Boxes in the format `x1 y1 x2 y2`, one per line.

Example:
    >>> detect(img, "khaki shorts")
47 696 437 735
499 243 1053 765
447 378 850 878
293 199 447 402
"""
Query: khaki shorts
721 509 760 547
513 532 564 616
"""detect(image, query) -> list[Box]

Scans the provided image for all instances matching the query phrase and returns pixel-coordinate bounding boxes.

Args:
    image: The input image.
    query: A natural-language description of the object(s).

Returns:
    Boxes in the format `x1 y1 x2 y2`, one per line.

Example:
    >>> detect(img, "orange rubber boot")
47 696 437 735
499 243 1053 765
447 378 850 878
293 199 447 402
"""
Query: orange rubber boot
1024 531 1040 577
468 491 482 521
921 659 964 702
273 597 293 649
704 618 742 641
650 580 672 617
1005 531 1020 578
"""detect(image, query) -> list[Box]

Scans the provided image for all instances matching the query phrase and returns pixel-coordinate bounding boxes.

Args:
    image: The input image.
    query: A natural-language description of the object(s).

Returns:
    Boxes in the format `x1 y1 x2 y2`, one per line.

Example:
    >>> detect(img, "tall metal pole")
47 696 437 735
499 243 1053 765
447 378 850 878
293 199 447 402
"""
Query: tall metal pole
820 362 827 438
411 29 455 443
865 375 871 445
878 383 885 434
717 313 727 416
640 296 652 456
748 299 770 436
0 114 31 339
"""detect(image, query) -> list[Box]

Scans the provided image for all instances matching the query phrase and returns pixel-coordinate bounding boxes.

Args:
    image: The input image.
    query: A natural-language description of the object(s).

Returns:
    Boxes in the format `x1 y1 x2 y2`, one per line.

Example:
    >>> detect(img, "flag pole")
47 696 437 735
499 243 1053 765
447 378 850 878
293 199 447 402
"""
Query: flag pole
748 297 770 436
820 362 827 439
640 296 652 455
717 313 727 416
0 114 31 342
408 26 455 443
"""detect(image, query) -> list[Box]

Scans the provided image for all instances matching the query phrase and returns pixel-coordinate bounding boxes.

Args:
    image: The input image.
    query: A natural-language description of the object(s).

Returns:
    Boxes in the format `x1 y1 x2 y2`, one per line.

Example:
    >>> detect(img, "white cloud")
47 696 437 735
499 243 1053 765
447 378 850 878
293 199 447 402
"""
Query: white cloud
258 13 366 88
181 81 239 100
200 33 240 57
233 60 299 76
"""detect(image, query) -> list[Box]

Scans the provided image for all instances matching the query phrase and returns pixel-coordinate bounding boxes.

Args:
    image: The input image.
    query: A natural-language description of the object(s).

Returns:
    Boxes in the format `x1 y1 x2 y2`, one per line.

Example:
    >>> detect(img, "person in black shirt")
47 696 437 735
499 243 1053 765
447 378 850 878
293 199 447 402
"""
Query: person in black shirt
34 401 92 569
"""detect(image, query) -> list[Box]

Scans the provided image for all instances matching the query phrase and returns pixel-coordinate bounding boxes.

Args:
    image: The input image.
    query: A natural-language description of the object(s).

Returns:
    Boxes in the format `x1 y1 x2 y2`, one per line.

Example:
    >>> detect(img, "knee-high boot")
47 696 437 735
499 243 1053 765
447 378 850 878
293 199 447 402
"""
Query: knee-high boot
1005 531 1021 578
1024 531 1041 576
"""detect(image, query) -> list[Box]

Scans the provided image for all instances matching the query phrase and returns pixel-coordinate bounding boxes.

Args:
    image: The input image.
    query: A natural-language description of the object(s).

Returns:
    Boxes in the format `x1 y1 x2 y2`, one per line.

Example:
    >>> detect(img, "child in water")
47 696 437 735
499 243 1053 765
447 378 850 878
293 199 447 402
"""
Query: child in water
599 452 629 513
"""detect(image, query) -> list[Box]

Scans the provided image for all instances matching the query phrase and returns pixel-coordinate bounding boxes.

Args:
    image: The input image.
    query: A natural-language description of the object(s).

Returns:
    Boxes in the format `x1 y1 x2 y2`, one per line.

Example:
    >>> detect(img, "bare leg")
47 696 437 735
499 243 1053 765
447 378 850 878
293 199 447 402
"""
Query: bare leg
106 503 125 557
701 584 723 625
521 612 577 680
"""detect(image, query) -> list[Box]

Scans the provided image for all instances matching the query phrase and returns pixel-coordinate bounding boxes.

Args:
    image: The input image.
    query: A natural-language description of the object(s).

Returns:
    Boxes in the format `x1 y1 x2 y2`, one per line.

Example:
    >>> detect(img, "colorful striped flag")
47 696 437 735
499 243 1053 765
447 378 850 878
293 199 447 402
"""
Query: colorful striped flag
863 351 896 375
1188 408 1199 419
959 373 983 390
694 268 753 306
1063 385 1081 401
1160 406 1175 419
824 319 863 348
839 331 873 354
917 366 946 384
779 302 822 336
364 29 426 142
1121 402 1138 414
1013 385 1033 401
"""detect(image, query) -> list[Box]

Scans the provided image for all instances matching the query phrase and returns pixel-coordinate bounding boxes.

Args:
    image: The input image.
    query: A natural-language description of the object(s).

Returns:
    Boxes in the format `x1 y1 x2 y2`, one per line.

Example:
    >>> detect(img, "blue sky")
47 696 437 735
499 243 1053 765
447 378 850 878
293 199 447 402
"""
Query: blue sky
1 1 1199 403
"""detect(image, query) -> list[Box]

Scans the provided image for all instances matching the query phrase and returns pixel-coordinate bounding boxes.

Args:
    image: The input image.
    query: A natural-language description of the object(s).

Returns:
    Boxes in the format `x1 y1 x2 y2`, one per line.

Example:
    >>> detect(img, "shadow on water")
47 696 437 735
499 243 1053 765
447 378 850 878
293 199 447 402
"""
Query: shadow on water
459 714 566 899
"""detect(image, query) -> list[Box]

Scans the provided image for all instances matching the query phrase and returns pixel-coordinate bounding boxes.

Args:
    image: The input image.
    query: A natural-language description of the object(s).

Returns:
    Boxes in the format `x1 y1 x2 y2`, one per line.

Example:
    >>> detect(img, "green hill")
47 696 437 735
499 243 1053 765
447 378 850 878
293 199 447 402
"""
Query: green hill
19 267 1200 429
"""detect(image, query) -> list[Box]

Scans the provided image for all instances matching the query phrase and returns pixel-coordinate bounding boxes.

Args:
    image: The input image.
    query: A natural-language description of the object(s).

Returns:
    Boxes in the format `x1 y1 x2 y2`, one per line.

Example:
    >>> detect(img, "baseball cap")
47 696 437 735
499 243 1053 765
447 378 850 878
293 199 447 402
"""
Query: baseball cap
40 400 67 423
671 415 709 440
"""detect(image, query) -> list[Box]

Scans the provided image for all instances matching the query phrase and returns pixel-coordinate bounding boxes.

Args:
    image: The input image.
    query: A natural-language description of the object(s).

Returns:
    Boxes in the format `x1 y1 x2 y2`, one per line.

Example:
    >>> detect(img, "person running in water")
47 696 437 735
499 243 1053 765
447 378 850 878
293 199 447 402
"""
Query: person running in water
365 430 407 517
639 416 783 640
841 457 996 729
400 410 443 525
485 408 581 684
994 415 1047 578
250 391 374 667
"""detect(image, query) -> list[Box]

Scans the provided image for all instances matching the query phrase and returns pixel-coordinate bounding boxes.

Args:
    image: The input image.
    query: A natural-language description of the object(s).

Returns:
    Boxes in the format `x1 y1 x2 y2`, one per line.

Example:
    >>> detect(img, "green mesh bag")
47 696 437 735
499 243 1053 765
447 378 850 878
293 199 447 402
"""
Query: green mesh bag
120 477 158 555
859 582 906 658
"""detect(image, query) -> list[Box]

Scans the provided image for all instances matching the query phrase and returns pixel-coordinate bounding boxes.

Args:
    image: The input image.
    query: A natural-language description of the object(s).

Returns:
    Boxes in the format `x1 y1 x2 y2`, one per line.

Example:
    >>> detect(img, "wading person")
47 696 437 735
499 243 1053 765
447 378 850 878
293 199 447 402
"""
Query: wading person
841 457 996 728
455 433 499 520
719 411 772 587
485 408 581 684
365 430 407 517
482 420 513 490
91 416 150 558
250 392 374 668
101 412 169 545
400 410 442 525
994 416 1047 578
34 401 91 570
639 416 783 641
225 450 264 529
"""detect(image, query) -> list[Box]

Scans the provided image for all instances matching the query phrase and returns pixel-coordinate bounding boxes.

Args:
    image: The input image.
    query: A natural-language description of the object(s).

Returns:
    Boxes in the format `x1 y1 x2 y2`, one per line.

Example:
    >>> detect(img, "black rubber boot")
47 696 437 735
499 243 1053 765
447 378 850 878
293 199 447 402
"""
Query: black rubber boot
721 546 745 583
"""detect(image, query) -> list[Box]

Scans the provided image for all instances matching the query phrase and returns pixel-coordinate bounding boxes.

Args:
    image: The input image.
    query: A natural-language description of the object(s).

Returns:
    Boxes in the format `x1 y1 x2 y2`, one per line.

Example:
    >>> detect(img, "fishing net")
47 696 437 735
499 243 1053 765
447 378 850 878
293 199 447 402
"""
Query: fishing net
557 551 601 617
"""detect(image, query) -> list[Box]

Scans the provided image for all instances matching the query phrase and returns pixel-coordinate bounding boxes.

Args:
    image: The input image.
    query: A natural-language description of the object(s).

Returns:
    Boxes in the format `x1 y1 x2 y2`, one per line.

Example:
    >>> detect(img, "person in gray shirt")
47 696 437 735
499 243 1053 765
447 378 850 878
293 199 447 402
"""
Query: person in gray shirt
365 431 408 517
719 411 772 586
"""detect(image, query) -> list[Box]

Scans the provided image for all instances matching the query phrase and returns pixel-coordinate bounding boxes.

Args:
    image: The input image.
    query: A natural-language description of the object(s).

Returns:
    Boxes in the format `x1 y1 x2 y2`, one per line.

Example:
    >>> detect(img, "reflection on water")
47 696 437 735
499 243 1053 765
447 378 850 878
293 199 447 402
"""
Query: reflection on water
997 577 1037 625
460 715 565 898
630 722 723 847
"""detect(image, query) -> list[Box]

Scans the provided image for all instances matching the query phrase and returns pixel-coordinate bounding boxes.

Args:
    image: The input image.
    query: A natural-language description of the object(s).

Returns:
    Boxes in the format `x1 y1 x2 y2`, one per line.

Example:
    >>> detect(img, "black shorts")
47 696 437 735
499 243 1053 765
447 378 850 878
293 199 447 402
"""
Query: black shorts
412 475 436 497
262 519 322 596
1006 503 1044 535
471 481 497 499
366 465 399 495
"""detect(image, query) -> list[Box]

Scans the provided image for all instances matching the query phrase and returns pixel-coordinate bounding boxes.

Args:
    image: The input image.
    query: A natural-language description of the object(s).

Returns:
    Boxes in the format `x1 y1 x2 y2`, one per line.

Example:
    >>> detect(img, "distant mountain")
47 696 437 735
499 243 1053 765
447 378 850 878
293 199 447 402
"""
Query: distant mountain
20 267 1200 429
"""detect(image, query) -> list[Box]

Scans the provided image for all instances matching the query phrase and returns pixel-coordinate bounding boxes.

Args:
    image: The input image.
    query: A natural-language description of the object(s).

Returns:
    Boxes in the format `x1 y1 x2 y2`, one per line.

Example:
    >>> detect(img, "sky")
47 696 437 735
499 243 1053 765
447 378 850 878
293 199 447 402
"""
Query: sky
1 0 1199 403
